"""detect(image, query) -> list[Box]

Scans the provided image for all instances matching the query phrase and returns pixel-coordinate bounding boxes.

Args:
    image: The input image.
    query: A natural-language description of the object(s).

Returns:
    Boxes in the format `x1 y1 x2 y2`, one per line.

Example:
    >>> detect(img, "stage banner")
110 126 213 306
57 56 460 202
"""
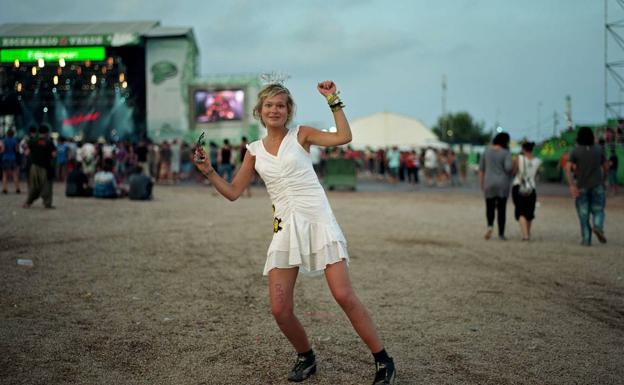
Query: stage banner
1 34 139 47
146 38 195 142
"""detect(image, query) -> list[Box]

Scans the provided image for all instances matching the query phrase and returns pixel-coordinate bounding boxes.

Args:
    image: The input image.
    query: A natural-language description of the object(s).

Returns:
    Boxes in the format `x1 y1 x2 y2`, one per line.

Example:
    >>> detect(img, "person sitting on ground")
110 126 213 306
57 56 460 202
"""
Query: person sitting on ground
93 158 124 199
65 162 92 197
128 165 153 200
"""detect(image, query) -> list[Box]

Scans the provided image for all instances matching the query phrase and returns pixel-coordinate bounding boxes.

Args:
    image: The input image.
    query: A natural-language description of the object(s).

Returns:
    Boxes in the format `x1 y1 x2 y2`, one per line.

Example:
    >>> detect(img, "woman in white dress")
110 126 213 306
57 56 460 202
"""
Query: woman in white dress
192 81 395 384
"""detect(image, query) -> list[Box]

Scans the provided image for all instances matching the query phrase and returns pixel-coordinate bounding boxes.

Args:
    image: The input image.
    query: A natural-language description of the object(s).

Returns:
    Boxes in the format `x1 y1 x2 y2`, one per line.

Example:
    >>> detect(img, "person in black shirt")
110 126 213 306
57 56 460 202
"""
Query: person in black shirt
565 127 609 245
65 162 92 197
238 136 252 197
128 165 153 200
135 140 149 175
23 124 56 208
218 139 234 182
607 144 619 196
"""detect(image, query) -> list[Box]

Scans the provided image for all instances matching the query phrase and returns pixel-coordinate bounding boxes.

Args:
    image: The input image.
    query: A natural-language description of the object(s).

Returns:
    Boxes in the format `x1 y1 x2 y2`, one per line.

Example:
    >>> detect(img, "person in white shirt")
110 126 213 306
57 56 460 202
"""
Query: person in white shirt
170 139 182 183
78 141 96 178
424 147 438 187
511 142 542 241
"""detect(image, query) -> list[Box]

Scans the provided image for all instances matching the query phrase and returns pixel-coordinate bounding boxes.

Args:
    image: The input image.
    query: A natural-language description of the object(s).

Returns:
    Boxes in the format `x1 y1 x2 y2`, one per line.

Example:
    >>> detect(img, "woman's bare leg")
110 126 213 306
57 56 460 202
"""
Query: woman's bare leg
519 216 529 240
325 261 383 353
11 169 20 192
268 267 311 353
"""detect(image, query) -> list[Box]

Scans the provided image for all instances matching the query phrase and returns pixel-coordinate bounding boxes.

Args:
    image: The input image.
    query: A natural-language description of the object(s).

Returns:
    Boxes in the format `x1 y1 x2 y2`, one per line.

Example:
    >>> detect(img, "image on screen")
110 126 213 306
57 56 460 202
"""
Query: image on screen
194 89 245 123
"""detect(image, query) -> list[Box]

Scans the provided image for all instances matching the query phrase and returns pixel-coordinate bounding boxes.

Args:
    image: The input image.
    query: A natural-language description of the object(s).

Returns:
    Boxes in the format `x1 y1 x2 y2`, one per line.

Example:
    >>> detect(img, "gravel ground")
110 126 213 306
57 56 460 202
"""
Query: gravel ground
1 183 623 385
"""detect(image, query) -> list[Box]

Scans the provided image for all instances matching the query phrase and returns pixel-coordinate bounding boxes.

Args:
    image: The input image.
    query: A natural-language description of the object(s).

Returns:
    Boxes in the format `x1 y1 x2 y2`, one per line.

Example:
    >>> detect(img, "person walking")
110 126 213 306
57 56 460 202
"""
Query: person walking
511 142 542 241
479 132 513 240
565 127 609 245
192 81 396 384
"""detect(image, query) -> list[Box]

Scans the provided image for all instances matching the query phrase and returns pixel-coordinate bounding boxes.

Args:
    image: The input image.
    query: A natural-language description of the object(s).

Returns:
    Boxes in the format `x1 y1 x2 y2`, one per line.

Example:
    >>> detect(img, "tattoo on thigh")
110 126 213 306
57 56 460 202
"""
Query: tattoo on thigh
275 283 285 304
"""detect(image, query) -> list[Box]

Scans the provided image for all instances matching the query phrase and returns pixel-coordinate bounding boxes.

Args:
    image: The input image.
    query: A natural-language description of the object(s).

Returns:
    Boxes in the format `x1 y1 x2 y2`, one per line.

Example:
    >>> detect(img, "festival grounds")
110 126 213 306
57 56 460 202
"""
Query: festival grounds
1 182 623 385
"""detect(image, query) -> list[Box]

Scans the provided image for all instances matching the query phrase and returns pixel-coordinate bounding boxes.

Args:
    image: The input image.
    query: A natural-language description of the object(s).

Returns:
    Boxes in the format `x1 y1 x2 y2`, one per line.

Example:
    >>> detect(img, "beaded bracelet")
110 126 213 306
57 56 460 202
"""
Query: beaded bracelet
326 92 345 112
330 102 345 112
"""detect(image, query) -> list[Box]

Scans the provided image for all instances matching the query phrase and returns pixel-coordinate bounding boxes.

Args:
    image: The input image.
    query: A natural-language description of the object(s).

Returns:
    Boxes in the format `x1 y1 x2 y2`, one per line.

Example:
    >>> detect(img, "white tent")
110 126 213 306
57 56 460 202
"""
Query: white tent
349 112 447 149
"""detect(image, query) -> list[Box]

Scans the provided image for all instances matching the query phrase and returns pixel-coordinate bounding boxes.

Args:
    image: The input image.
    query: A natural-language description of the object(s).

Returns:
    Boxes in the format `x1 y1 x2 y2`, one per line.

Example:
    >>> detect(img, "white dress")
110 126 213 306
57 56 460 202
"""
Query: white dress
246 126 349 276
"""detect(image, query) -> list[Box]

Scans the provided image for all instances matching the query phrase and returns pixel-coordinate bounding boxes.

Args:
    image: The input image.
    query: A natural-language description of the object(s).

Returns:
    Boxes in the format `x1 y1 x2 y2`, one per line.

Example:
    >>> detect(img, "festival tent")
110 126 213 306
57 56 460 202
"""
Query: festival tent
348 112 447 149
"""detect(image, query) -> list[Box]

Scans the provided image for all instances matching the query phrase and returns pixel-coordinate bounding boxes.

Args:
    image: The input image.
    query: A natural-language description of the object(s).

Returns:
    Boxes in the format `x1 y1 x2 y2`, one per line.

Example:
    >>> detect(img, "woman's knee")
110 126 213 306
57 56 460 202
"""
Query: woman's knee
332 288 357 310
271 302 294 323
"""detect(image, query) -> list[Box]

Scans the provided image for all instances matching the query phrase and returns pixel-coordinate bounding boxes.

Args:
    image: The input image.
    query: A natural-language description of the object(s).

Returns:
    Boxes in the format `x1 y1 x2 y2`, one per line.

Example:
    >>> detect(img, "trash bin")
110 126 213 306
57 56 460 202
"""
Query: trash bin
541 159 562 182
323 159 357 191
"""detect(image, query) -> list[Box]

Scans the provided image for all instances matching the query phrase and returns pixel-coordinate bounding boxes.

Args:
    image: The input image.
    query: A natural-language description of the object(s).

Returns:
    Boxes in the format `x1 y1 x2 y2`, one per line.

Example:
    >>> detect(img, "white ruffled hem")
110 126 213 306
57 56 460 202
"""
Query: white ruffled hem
263 241 349 276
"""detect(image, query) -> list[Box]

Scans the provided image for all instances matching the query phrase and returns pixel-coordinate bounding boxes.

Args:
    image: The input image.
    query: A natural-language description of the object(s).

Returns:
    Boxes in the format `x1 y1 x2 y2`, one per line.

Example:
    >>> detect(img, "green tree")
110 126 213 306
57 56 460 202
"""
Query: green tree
432 111 491 144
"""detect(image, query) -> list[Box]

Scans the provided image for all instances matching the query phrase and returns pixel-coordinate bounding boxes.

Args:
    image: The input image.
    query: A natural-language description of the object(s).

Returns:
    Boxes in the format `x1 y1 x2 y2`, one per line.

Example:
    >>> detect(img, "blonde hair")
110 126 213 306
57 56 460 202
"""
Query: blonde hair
253 84 296 127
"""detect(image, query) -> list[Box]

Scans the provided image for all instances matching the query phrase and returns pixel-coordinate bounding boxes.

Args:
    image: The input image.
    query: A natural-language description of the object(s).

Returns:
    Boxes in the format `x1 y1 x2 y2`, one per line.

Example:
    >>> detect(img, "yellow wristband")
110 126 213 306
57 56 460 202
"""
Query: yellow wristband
325 91 340 104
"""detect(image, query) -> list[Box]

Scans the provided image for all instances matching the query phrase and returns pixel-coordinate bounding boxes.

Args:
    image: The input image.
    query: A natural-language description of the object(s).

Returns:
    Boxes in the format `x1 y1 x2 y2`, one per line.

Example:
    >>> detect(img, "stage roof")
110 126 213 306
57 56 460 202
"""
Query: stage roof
0 21 197 49
0 21 159 37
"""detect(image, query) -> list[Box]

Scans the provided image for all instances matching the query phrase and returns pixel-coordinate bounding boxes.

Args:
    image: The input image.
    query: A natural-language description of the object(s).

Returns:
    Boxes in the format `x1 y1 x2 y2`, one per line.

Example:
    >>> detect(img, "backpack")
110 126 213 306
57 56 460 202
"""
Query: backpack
518 155 534 196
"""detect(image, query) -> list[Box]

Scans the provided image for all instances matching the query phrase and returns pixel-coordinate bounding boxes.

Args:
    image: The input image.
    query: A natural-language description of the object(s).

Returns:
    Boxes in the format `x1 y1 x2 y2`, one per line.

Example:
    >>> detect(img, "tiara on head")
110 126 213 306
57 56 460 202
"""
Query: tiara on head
260 71 291 86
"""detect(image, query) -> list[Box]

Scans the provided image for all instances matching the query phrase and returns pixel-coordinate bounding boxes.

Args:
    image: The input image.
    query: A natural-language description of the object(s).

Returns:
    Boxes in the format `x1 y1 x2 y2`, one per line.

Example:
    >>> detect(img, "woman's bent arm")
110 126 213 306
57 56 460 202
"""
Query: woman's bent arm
197 151 255 201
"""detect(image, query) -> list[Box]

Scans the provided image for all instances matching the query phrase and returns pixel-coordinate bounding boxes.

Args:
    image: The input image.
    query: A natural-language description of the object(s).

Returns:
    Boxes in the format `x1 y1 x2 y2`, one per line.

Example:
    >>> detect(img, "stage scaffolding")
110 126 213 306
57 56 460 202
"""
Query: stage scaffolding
605 0 624 122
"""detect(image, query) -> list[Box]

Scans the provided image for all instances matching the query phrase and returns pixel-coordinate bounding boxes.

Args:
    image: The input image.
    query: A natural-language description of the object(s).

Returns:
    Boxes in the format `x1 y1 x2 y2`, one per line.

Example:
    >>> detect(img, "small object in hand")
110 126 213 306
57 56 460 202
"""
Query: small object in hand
195 132 206 163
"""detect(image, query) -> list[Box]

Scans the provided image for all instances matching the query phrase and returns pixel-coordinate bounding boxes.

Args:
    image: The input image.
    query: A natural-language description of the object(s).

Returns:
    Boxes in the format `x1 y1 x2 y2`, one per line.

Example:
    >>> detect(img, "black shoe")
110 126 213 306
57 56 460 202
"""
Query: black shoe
592 227 607 244
372 358 396 385
287 353 316 382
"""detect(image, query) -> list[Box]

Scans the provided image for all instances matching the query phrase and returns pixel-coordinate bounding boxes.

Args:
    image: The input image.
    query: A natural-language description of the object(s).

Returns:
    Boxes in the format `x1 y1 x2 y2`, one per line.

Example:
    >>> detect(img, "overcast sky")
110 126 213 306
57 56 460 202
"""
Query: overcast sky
1 0 613 140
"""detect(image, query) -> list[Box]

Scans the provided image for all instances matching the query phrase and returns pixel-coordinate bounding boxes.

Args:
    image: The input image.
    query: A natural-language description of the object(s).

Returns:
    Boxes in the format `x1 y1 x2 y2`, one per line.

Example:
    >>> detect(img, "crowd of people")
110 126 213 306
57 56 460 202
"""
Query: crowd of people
309 145 470 187
0 122 620 247
0 125 190 205
2 125 477 205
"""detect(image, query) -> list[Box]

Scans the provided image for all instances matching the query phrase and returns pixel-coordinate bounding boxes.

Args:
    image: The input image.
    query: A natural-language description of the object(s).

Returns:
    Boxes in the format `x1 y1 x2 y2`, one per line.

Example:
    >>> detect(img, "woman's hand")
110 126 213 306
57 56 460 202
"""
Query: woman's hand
317 80 336 97
192 147 215 176
569 184 580 198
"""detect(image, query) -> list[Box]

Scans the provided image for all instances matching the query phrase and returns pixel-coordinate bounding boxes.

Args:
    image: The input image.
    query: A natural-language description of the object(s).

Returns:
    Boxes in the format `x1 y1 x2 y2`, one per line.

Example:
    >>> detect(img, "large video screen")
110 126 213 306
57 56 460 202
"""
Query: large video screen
194 89 245 123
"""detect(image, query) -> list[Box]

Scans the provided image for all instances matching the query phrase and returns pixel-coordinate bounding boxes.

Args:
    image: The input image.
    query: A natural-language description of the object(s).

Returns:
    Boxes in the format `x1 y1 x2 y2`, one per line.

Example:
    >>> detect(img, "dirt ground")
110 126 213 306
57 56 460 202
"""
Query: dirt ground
1 183 623 385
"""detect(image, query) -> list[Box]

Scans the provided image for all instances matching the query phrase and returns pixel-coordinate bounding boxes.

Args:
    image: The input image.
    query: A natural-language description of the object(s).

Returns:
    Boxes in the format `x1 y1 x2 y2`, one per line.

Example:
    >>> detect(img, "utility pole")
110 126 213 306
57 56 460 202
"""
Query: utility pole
442 74 447 140
553 111 559 137
565 95 573 130
537 101 542 139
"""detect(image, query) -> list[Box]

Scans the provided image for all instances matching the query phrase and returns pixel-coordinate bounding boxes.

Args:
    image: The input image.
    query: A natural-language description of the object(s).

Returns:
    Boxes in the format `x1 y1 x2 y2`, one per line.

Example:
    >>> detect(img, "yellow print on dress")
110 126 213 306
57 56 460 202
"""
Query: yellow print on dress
272 204 283 233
